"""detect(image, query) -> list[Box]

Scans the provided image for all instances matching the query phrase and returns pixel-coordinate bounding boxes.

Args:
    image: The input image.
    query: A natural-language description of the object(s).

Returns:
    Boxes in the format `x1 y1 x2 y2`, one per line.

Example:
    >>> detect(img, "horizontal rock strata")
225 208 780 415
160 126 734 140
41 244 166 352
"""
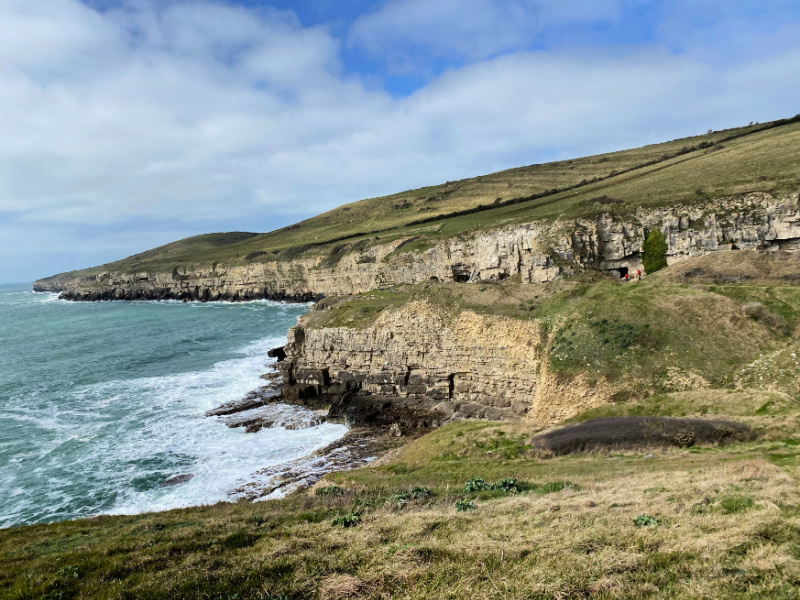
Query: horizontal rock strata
35 194 800 300
279 301 618 427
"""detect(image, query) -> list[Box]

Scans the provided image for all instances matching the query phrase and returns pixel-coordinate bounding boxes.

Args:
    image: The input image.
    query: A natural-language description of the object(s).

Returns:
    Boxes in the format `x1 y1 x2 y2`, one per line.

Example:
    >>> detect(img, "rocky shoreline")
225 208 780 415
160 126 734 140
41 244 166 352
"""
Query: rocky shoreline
48 287 321 304
205 365 418 501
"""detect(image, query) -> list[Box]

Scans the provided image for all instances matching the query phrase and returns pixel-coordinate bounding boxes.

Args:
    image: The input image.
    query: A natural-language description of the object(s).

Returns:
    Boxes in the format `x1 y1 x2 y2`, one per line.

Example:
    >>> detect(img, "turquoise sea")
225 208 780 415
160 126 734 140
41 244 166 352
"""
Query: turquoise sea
0 282 346 528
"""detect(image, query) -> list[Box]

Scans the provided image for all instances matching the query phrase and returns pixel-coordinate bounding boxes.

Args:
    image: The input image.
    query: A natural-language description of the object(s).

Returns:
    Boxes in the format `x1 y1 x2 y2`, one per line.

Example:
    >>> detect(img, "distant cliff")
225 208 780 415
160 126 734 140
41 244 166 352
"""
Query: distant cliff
34 193 800 301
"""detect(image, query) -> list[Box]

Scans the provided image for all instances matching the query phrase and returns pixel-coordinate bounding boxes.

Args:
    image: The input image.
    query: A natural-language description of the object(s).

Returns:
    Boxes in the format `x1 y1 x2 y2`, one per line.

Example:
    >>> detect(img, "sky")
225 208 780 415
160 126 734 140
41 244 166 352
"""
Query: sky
2 1 800 283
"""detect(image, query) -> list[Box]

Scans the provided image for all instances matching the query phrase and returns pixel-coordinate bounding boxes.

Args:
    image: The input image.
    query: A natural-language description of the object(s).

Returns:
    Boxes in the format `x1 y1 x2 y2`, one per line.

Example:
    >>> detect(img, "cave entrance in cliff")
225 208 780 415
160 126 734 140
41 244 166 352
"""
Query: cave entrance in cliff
615 267 629 279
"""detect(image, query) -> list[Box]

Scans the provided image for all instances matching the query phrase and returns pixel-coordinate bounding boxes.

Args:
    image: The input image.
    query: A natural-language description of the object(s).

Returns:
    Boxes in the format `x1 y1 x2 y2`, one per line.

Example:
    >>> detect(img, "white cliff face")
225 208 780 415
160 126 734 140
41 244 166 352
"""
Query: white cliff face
36 193 800 300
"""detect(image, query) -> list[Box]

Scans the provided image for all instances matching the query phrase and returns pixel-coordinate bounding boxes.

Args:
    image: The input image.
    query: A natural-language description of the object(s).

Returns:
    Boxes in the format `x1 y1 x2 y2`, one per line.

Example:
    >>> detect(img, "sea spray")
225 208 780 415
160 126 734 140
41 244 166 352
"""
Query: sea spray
0 283 346 528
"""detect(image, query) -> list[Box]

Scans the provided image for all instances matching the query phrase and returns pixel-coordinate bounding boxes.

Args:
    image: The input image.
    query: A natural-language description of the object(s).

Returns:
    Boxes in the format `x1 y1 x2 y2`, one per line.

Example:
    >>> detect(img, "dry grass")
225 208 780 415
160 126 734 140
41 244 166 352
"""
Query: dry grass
3 413 800 599
656 250 800 286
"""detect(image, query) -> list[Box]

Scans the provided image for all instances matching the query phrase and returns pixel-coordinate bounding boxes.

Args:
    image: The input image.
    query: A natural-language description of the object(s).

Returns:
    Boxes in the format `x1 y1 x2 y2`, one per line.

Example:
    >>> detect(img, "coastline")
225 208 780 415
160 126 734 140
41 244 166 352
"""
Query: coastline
207 370 421 502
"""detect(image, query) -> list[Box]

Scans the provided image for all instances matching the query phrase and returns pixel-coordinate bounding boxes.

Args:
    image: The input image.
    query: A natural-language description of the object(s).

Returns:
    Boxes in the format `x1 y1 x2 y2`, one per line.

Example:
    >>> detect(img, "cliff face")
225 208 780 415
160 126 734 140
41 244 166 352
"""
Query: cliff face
35 193 800 300
278 301 622 427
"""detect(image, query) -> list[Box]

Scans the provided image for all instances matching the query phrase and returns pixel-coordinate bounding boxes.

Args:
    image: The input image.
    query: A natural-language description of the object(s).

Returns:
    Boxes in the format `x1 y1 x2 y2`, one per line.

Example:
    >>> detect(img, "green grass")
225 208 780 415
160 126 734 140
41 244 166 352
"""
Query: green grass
4 418 800 599
38 115 800 284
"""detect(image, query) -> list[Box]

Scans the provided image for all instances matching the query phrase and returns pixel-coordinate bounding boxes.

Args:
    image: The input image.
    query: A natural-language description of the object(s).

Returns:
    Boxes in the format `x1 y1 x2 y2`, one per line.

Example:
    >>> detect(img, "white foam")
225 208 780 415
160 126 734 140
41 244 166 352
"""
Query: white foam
0 330 347 526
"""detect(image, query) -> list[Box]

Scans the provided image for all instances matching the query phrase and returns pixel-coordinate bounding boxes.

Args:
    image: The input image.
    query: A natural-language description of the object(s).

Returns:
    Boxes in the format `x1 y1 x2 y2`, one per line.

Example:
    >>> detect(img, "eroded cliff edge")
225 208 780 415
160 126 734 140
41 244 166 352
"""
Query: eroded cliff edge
34 194 800 301
277 258 800 427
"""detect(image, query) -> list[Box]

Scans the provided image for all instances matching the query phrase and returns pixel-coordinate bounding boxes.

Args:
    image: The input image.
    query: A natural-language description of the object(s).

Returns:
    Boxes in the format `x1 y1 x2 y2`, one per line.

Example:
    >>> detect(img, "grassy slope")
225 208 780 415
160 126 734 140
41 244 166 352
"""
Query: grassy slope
3 390 800 599
38 116 800 283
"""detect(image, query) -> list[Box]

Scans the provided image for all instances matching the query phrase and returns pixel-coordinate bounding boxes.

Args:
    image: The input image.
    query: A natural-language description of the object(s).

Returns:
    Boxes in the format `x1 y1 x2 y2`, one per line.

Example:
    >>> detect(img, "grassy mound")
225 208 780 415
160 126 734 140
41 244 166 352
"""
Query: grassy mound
530 416 755 455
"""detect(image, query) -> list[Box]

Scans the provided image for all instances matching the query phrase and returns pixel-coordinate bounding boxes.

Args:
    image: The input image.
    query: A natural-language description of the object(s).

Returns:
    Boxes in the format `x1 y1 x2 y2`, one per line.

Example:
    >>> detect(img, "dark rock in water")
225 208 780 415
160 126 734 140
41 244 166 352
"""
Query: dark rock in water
161 474 194 486
268 346 286 362
206 384 281 416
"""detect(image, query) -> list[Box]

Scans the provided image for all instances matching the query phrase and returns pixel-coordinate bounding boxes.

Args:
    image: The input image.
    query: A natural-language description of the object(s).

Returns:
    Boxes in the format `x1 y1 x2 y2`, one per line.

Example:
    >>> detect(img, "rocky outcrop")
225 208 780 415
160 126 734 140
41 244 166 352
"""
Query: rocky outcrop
278 301 621 427
35 193 800 300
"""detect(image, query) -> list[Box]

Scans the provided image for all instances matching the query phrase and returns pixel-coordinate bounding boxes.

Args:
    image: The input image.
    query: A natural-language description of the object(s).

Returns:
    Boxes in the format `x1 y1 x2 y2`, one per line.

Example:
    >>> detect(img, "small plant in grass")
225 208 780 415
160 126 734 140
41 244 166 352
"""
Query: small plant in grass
316 485 343 496
718 495 755 514
464 477 531 493
642 229 668 274
331 512 360 528
633 514 661 527
57 565 79 579
455 499 476 512
410 486 432 499
493 477 525 494
390 492 409 508
533 481 579 494
250 515 267 526
464 477 488 492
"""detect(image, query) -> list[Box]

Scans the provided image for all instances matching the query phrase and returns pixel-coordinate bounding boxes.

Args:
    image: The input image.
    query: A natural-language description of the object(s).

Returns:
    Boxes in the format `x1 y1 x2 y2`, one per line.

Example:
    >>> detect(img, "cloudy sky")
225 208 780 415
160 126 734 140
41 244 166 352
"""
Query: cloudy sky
2 0 800 283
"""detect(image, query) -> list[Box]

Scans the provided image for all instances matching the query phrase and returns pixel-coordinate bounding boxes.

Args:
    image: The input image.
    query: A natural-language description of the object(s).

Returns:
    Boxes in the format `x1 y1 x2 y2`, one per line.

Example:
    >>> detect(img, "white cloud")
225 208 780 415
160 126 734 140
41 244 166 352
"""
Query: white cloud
349 0 624 67
1 0 799 282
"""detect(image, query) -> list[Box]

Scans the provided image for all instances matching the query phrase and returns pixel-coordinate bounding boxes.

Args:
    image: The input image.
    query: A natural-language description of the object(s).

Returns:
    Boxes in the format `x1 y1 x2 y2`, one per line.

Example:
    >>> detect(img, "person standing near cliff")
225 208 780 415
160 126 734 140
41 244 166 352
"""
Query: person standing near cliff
636 269 642 282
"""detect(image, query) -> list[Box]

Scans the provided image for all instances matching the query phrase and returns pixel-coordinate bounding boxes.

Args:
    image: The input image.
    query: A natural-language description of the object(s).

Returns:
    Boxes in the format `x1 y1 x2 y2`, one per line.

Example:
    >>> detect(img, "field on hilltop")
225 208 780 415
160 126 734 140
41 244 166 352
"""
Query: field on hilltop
38 115 800 284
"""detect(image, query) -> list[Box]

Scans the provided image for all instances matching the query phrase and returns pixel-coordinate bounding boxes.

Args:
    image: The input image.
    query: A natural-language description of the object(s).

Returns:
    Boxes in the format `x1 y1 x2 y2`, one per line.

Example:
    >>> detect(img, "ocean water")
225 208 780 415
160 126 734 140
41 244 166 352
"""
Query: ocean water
0 282 346 528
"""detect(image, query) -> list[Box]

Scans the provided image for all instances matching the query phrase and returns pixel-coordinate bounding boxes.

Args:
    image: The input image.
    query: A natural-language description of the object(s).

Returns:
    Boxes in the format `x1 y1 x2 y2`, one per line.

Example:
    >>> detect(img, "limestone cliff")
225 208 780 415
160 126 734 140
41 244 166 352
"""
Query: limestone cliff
34 193 800 301
278 300 623 427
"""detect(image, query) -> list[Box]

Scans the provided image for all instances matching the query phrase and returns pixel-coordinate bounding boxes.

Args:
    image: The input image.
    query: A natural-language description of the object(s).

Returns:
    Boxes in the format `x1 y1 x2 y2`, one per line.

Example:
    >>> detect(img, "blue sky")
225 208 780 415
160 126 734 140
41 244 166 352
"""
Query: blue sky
2 0 800 283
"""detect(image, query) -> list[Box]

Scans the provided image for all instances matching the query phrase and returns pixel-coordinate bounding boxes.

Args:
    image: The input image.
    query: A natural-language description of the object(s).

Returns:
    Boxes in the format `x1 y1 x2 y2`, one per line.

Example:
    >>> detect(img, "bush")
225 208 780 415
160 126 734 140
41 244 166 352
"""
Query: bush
530 416 754 455
316 485 344 496
331 512 360 528
642 229 668 274
455 499 476 512
410 486 433 499
463 477 529 494
742 302 786 330
633 514 661 527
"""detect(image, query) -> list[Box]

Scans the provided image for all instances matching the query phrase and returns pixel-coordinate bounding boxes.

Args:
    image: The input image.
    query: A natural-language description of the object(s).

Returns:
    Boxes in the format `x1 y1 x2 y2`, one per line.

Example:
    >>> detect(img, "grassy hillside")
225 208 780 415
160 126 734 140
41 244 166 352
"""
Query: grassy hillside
3 391 800 600
39 115 800 283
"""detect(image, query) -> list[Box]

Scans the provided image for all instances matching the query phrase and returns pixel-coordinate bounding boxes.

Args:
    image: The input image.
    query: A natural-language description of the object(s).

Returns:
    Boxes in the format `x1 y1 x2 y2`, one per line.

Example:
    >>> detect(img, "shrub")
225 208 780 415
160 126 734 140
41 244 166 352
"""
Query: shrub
331 512 360 528
530 416 754 456
463 477 529 494
455 499 476 512
316 485 344 496
410 486 433 499
464 477 488 493
633 514 661 527
742 302 786 330
390 492 409 507
642 229 668 274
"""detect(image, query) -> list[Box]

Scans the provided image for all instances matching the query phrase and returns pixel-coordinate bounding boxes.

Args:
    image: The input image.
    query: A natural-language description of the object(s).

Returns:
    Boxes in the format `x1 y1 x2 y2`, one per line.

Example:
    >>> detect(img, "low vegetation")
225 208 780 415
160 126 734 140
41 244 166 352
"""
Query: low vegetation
3 398 800 599
530 416 755 455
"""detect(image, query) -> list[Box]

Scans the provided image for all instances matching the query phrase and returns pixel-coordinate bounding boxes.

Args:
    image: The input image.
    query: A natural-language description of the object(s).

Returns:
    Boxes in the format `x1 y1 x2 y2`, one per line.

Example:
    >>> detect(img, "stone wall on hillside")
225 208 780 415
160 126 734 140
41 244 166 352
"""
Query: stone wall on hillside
35 193 800 300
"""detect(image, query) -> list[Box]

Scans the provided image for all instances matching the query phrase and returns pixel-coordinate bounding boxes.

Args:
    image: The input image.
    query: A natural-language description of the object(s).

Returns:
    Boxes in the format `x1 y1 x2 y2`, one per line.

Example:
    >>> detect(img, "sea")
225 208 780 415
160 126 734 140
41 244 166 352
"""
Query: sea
0 282 347 529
